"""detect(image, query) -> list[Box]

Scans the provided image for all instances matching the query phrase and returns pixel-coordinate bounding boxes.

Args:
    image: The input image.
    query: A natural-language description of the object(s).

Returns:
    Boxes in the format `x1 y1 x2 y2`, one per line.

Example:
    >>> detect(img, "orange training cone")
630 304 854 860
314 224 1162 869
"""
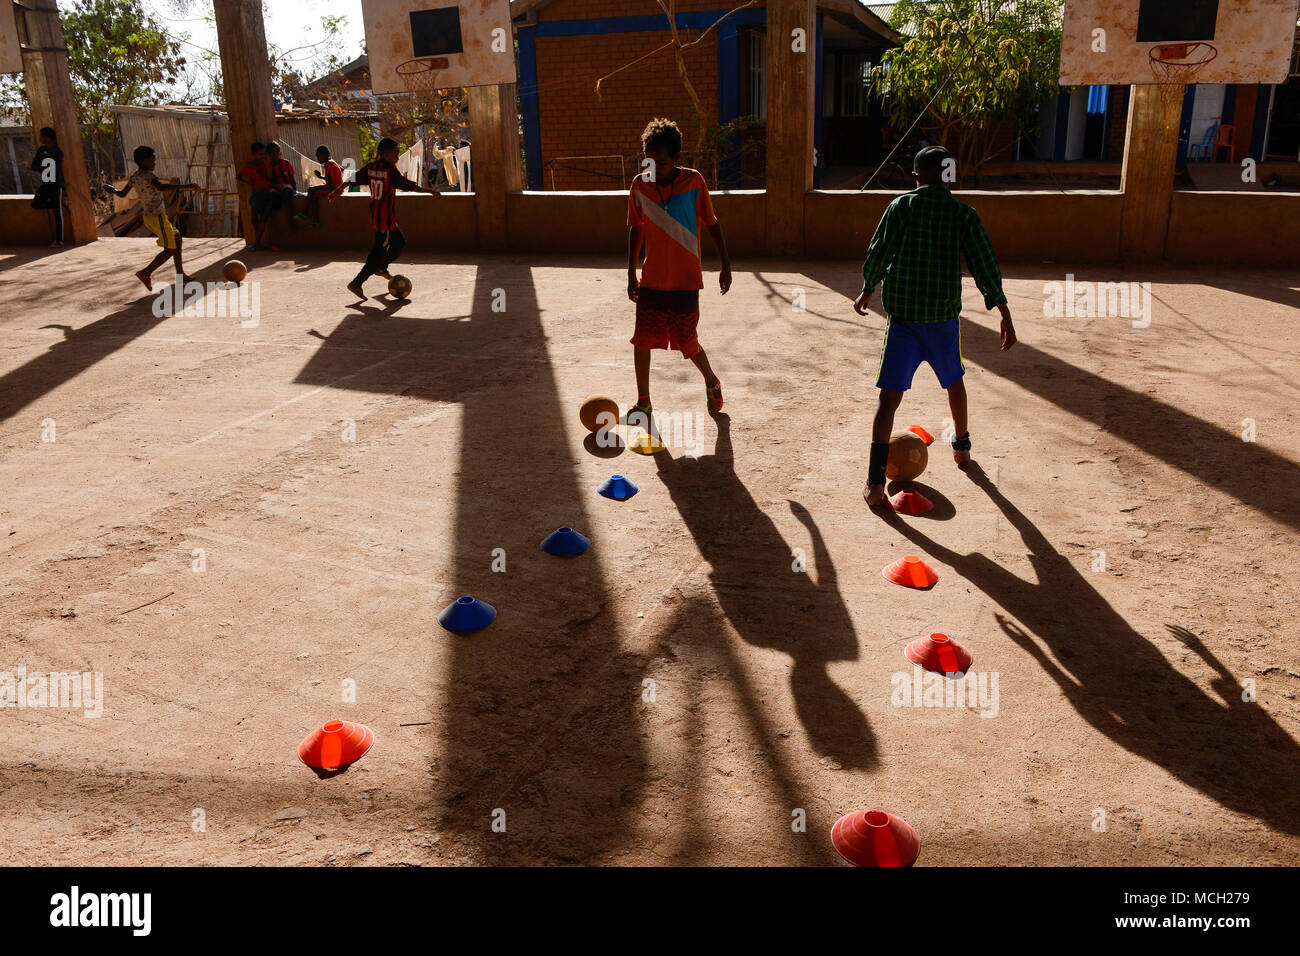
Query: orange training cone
882 555 939 589
831 809 920 867
299 719 374 771
889 487 934 516
908 425 936 445
905 632 973 673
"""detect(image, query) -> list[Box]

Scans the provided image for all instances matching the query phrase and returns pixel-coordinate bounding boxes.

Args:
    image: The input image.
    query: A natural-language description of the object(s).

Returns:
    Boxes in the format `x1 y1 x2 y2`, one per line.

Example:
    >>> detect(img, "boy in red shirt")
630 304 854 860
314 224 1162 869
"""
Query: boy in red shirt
266 141 297 234
236 141 271 250
627 118 732 417
346 137 437 299
297 144 344 227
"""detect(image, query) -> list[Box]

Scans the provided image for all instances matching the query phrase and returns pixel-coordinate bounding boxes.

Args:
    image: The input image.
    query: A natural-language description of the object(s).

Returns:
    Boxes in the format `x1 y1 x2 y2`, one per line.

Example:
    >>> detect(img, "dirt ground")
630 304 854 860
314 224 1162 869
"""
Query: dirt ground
1 239 1297 866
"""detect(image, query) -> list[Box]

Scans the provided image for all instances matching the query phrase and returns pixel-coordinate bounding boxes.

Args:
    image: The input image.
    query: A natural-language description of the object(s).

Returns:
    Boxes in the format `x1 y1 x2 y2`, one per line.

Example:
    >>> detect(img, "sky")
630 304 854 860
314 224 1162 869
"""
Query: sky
142 0 369 91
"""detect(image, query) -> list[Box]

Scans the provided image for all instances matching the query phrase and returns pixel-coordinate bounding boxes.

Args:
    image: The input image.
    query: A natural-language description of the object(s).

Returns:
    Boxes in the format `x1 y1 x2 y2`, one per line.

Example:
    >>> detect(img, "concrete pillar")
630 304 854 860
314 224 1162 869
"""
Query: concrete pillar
213 0 277 242
18 0 96 244
468 83 522 251
764 0 816 255
1119 84 1184 261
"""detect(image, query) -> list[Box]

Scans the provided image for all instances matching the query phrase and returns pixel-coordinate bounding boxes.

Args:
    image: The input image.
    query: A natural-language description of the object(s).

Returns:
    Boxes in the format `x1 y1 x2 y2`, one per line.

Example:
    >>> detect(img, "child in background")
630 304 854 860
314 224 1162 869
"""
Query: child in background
265 141 297 237
297 144 344 227
30 127 65 248
853 145 1017 507
626 117 732 418
346 137 437 300
236 141 271 251
112 145 197 291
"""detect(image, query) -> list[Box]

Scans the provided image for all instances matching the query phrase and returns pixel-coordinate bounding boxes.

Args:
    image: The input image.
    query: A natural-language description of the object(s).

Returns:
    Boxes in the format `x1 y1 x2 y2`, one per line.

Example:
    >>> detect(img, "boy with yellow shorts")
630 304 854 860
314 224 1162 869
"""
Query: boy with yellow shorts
113 145 197 292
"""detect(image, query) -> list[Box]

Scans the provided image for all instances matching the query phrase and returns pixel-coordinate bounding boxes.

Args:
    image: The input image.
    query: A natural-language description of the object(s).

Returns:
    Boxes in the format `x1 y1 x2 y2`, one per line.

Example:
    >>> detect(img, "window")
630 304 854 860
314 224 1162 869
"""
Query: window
823 52 836 118
841 53 871 118
749 31 767 120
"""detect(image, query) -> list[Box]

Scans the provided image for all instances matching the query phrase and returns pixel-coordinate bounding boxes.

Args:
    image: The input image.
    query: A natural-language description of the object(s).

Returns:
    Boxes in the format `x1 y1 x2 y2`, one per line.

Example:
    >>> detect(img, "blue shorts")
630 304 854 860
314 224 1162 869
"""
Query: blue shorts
875 317 965 391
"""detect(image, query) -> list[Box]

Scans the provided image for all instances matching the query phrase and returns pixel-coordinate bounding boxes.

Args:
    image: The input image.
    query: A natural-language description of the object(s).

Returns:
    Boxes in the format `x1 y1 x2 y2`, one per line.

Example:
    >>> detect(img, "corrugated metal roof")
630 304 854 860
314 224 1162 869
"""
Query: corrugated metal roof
110 104 378 122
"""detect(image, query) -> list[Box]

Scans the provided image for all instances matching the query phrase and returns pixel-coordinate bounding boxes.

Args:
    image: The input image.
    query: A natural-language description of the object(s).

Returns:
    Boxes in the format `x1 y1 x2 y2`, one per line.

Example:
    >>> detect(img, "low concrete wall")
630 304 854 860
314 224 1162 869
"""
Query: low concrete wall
804 189 1125 264
0 196 60 245
503 189 766 258
1167 191 1300 266
270 189 767 258
7 188 1298 267
265 191 479 251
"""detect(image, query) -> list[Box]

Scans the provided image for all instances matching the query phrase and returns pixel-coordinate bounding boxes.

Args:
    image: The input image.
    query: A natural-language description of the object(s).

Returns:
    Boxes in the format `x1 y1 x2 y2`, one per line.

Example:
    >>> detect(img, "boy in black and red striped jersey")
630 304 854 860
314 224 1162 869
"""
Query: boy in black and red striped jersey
346 138 437 299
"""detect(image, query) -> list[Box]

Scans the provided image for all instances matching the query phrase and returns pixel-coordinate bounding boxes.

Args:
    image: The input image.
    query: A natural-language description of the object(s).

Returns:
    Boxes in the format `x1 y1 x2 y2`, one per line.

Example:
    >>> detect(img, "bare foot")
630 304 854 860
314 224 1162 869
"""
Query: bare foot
346 281 366 300
377 269 393 280
136 270 152 292
863 483 888 508
953 449 970 466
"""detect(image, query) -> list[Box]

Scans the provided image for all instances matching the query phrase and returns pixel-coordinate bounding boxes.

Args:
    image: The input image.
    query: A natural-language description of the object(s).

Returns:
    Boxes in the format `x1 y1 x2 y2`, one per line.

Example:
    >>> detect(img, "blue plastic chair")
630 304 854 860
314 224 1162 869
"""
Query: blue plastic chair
1189 123 1218 161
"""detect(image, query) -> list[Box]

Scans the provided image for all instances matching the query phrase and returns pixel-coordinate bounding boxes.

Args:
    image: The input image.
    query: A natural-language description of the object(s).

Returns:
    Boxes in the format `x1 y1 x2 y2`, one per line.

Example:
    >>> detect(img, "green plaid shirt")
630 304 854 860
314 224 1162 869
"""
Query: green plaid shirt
861 184 1008 322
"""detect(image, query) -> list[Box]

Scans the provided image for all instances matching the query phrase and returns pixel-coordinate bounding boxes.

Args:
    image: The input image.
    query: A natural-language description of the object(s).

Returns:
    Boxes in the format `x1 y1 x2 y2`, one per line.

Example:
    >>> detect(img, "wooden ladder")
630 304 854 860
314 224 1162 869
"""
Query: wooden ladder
184 118 239 237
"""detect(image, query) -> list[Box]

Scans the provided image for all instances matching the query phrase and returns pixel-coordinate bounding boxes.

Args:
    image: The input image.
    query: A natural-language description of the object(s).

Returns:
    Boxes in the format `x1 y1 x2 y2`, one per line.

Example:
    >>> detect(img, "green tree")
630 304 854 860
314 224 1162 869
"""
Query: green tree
874 0 1064 183
62 0 186 175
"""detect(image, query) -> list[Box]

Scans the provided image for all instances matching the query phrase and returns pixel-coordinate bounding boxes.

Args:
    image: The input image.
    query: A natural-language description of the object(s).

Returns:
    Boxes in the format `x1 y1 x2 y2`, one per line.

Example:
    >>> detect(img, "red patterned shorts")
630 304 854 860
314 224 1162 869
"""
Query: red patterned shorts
631 288 701 359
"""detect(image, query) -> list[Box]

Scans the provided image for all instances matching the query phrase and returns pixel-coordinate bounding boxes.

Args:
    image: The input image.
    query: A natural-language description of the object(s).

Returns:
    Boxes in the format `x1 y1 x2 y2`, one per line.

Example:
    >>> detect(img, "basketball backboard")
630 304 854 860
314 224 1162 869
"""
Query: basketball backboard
1 0 22 75
361 0 516 95
1059 0 1300 85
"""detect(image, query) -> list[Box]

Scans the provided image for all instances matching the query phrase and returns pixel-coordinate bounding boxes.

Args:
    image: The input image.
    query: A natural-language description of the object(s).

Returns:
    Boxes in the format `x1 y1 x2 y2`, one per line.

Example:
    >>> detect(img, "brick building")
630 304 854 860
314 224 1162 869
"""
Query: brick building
512 0 897 190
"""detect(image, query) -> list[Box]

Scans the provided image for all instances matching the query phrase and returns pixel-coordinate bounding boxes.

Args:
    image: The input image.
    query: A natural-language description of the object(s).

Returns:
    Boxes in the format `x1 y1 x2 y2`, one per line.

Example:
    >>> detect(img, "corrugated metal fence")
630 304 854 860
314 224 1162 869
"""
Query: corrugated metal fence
112 106 365 236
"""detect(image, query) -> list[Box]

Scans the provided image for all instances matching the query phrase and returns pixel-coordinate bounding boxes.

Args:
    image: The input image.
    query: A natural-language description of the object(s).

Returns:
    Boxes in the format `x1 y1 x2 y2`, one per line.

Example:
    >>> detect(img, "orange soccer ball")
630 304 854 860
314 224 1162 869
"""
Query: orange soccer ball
579 395 619 433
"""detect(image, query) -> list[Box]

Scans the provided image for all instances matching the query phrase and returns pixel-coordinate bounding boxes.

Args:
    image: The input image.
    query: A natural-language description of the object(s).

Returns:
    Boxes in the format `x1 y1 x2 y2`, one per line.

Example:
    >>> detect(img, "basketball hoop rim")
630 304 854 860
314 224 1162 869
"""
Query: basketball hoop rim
396 56 448 75
1148 41 1219 68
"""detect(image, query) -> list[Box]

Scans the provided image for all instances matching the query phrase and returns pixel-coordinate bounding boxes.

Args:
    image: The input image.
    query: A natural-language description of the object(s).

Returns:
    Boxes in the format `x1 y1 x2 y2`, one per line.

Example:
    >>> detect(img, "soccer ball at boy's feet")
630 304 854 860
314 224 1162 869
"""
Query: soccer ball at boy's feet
885 431 928 482
387 275 412 299
222 259 247 284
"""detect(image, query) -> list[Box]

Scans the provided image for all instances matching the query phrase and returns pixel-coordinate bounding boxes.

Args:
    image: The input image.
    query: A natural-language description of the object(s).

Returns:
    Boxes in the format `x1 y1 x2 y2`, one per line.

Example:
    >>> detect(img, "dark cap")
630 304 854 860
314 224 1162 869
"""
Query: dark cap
913 145 952 176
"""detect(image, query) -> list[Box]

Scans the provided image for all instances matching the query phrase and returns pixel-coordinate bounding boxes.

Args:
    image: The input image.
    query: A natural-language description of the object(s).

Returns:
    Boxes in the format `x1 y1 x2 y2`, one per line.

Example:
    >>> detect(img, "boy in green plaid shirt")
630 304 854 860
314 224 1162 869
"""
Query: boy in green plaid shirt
853 146 1017 507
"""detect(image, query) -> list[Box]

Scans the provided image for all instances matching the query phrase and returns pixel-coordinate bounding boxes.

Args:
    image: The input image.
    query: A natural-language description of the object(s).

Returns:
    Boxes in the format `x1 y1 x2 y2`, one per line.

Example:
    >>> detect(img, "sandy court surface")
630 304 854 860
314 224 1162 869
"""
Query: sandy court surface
0 239 1297 866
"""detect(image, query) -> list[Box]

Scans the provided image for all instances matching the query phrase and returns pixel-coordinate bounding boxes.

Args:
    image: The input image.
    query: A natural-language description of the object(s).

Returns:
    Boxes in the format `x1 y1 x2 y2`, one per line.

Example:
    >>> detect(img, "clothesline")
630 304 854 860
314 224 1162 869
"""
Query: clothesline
271 131 470 191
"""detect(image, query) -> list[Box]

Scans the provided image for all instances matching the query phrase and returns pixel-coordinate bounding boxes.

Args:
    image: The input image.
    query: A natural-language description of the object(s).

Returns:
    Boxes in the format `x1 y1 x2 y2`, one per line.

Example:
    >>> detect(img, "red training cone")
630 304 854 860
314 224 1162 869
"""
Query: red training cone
882 555 939 589
889 487 934 515
908 425 936 445
905 632 973 673
299 719 374 771
831 809 921 867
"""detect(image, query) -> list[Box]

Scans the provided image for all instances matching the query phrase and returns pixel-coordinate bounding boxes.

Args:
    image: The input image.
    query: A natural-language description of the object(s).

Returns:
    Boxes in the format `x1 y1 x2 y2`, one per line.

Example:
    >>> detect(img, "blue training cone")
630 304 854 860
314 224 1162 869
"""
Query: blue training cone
541 527 591 556
598 474 639 501
438 595 497 632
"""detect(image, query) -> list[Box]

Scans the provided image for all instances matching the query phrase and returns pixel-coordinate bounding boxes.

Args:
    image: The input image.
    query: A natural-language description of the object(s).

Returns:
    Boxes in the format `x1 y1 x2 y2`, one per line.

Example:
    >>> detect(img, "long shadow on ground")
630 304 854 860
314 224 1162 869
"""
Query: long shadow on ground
804 263 1300 534
295 260 646 863
880 462 1300 835
0 258 231 423
653 414 877 771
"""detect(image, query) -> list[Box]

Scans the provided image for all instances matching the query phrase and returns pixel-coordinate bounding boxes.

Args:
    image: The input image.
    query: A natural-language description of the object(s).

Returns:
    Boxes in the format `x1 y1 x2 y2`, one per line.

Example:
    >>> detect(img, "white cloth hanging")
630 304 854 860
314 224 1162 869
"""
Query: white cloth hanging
395 140 425 187
454 145 472 192
431 145 458 187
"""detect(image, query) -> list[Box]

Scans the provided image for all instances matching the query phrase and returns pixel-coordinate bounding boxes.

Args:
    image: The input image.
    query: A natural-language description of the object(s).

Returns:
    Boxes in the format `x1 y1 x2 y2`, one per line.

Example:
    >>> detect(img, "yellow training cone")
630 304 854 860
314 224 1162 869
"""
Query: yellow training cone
628 433 665 454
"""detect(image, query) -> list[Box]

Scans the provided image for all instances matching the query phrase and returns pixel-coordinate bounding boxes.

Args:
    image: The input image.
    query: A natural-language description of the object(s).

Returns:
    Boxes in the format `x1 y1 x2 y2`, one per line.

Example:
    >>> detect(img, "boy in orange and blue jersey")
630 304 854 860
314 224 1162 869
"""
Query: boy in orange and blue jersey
626 118 732 417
